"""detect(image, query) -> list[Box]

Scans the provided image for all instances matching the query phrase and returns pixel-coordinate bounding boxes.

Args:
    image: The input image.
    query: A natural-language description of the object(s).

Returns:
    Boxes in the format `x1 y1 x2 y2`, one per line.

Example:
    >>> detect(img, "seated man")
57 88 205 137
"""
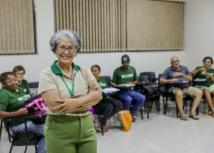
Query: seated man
111 54 146 122
160 56 203 120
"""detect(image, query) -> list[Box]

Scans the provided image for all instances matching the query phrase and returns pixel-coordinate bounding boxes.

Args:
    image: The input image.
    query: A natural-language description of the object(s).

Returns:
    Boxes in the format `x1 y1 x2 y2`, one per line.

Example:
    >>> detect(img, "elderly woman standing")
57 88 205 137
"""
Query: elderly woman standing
13 65 30 95
38 30 102 153
191 56 214 116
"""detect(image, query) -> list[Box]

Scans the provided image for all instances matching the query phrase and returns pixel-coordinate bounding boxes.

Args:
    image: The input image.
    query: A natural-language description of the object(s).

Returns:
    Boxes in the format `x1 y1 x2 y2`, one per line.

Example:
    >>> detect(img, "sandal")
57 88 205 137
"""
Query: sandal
180 116 188 121
97 126 108 132
208 113 214 118
202 112 209 116
189 115 199 120
208 110 213 115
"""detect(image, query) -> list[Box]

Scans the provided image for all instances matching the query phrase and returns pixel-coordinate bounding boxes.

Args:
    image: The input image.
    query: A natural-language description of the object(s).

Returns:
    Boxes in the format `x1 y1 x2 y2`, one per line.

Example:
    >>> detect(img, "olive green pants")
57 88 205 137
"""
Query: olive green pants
45 114 97 153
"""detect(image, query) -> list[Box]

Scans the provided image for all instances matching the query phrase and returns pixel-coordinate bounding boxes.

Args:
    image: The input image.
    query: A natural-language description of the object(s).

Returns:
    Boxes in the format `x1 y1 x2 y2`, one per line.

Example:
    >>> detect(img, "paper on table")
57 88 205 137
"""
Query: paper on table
116 84 135 87
102 88 120 94
194 78 206 81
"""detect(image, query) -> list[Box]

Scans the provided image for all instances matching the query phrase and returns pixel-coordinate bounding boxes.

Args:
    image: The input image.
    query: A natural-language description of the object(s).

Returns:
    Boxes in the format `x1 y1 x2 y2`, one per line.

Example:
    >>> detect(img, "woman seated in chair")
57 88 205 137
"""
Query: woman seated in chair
0 72 46 153
191 56 214 116
13 65 30 95
91 65 122 132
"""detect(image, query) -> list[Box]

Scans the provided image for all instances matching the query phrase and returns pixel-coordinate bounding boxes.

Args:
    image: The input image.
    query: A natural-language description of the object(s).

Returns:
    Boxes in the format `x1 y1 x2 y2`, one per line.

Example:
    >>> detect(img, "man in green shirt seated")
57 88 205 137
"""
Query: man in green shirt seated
111 54 146 121
191 56 214 116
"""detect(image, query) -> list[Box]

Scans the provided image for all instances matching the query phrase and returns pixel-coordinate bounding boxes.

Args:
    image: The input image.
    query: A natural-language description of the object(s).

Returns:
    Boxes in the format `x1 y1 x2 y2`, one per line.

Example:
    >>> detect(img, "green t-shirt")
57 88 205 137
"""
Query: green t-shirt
19 79 30 95
97 77 111 100
112 66 138 91
194 66 214 87
0 87 31 126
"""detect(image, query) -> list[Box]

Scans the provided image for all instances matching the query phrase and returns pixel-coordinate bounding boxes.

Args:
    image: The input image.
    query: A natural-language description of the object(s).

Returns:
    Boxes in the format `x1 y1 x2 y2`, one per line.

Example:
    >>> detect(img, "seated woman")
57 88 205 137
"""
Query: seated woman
0 72 46 153
91 65 122 132
191 56 214 116
13 65 30 95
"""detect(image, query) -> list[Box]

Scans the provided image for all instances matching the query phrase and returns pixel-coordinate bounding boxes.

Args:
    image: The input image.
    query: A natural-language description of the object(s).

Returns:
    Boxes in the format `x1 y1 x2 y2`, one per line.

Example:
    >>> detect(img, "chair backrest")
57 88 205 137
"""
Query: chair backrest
3 118 42 147
29 82 39 88
100 76 111 86
158 73 168 94
138 75 149 85
3 119 10 132
140 72 156 83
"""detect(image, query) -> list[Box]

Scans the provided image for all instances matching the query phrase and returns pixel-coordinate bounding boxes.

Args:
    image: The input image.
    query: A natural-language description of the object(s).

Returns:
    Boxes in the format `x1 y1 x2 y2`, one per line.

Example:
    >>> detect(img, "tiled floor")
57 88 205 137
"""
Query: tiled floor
1 101 214 153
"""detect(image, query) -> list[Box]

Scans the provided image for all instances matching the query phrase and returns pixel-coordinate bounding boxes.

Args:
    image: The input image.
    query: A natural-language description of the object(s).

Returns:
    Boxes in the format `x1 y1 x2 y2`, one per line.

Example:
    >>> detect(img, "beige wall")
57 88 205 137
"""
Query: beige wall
0 0 187 84
184 0 214 71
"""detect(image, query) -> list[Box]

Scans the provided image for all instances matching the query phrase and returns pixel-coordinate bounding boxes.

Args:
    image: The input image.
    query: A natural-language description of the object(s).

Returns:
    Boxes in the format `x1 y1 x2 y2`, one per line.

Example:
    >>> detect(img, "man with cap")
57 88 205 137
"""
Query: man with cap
111 54 146 121
160 56 203 121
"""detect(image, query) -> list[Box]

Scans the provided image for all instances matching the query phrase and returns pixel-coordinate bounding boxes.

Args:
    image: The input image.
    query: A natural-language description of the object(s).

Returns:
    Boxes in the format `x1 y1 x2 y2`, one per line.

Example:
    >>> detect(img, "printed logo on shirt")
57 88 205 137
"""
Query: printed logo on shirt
121 74 133 79
24 89 27 93
98 82 106 87
17 94 31 102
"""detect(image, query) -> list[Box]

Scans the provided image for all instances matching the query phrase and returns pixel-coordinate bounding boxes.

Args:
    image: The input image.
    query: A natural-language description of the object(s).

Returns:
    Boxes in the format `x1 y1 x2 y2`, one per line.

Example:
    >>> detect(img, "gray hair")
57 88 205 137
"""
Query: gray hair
49 30 82 53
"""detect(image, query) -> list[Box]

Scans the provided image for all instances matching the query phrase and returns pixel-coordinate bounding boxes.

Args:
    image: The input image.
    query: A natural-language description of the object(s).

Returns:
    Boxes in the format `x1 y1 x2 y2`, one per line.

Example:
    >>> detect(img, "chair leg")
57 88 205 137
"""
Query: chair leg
150 100 153 111
163 96 166 114
9 144 14 153
147 100 150 119
176 103 179 118
197 106 199 115
99 115 104 136
24 145 28 153
0 120 2 140
141 106 143 120
164 96 169 115
183 100 186 114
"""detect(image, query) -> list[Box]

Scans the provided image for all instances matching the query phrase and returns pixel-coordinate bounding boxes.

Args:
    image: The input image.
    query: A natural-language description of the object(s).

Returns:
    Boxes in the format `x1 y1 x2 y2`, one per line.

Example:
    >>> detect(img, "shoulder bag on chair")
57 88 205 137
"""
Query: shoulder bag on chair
25 96 47 124
117 110 132 131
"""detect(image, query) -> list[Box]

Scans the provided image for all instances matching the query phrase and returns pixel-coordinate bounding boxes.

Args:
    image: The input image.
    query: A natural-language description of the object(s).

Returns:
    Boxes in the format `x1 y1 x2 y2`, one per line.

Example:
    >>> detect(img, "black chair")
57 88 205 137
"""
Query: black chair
93 76 112 136
29 82 39 88
3 118 43 153
159 75 198 118
93 105 104 136
0 120 3 140
139 73 161 108
158 74 170 114
138 74 161 119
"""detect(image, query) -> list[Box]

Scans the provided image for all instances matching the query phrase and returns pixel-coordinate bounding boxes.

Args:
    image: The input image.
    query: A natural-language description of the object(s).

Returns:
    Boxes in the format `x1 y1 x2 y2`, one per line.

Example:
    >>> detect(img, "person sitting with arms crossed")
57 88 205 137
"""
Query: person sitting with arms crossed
191 56 214 116
160 56 203 121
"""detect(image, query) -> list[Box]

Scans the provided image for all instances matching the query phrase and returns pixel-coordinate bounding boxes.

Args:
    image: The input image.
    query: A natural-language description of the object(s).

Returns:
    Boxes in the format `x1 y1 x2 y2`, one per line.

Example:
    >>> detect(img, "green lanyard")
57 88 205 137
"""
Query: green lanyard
60 74 76 97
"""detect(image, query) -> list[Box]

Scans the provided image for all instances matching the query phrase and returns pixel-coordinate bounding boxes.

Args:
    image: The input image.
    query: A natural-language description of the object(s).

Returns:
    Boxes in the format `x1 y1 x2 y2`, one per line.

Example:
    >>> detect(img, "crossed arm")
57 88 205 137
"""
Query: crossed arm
160 72 192 84
41 80 102 114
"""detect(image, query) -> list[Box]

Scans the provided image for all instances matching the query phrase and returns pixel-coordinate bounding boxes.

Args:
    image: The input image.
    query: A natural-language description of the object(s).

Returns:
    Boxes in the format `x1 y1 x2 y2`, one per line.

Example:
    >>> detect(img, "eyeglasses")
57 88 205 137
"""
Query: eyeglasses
16 73 25 76
4 79 18 84
204 61 211 64
58 46 76 53
171 60 179 64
